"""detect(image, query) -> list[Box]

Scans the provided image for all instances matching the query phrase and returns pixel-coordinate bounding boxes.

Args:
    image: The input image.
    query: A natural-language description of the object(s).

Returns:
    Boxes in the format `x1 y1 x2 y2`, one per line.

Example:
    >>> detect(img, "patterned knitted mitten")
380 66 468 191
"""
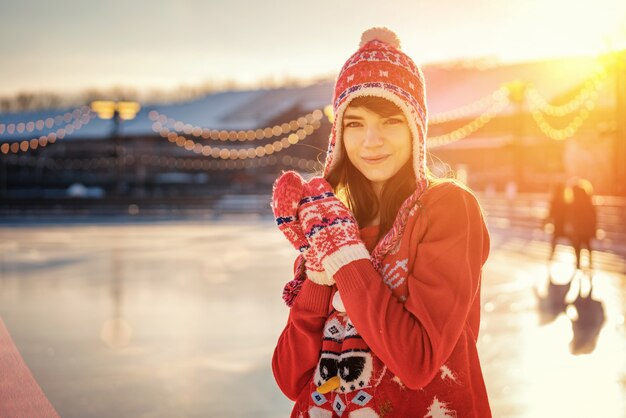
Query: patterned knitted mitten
271 171 309 252
299 177 370 278
272 171 333 286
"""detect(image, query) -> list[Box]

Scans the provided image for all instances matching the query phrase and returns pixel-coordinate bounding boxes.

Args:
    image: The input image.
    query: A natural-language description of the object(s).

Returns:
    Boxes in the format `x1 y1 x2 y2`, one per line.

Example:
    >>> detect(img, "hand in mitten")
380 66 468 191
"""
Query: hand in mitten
299 177 370 278
272 171 333 286
271 171 308 252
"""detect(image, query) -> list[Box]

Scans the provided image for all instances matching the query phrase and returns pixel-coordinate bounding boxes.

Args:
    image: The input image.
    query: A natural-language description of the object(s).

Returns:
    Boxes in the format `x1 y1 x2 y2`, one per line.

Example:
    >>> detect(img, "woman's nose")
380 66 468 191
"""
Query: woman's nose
363 125 384 147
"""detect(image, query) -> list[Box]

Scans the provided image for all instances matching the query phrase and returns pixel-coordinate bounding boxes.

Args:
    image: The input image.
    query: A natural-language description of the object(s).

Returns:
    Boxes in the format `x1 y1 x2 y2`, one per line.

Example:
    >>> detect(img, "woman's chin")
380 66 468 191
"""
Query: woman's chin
362 170 395 186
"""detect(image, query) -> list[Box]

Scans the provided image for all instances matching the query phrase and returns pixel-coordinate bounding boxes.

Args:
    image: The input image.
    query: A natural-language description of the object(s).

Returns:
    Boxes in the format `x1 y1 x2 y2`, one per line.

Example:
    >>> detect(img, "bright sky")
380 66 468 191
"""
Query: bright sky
1 0 625 96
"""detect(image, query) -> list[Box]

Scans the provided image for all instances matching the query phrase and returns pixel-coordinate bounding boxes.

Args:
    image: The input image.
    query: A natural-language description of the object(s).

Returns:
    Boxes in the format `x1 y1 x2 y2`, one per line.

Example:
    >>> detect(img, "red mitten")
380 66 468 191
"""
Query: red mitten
299 177 370 278
272 171 333 286
271 171 308 252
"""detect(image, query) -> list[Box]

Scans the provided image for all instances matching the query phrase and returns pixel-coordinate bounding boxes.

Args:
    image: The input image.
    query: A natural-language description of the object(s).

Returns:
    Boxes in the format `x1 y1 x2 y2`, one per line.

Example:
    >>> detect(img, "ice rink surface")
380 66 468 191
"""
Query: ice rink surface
0 219 624 417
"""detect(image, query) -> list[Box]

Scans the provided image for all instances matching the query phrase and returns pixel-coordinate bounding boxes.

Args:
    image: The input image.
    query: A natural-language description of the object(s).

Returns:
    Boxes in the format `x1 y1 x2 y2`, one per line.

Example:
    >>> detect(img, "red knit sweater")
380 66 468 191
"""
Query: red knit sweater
273 182 491 417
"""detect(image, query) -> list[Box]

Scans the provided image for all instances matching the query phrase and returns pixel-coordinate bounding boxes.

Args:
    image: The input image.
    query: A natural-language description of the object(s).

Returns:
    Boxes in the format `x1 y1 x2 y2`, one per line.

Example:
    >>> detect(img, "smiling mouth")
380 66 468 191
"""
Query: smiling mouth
362 155 389 164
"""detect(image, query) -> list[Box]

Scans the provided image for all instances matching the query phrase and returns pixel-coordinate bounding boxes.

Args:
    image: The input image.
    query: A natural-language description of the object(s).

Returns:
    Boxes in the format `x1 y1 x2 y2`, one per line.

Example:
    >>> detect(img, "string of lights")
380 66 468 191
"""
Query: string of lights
1 154 46 167
0 106 91 136
3 154 125 170
280 155 323 172
429 87 509 125
148 109 325 142
0 63 611 165
51 157 117 170
0 110 96 155
427 90 511 148
152 118 323 159
529 95 598 141
526 66 608 117
3 152 322 172
137 154 319 171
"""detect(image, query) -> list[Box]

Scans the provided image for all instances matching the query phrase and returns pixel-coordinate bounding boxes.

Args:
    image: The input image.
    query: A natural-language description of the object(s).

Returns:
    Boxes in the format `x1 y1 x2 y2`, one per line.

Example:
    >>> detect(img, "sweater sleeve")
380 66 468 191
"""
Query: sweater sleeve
333 186 489 390
272 277 333 400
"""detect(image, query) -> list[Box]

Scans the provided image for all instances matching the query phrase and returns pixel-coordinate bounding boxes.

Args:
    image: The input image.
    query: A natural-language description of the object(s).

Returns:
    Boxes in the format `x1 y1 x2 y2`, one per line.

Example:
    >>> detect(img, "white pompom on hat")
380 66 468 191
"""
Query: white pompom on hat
359 27 402 49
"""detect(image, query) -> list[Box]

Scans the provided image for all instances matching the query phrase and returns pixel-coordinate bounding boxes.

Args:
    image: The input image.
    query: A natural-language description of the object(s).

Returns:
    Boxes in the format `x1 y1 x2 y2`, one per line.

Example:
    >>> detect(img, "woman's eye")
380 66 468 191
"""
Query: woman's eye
385 117 404 125
344 121 362 128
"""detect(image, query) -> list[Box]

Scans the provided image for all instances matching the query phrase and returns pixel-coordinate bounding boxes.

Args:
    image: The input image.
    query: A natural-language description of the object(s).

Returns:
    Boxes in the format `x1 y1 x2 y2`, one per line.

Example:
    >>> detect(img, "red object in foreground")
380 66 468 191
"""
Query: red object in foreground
0 318 59 418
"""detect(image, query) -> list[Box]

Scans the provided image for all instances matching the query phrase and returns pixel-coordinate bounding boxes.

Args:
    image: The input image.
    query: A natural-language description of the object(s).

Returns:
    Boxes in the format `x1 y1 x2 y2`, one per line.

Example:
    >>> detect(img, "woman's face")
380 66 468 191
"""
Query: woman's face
342 104 412 194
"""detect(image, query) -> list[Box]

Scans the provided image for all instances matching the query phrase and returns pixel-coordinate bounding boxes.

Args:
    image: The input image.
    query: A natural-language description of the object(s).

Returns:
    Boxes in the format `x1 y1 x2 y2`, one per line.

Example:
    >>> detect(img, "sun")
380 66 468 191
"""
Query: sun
520 0 626 59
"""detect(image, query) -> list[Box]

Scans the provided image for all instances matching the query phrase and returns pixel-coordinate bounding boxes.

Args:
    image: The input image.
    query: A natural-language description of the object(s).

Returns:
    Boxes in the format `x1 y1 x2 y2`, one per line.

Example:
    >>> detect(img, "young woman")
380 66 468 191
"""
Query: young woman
271 27 491 417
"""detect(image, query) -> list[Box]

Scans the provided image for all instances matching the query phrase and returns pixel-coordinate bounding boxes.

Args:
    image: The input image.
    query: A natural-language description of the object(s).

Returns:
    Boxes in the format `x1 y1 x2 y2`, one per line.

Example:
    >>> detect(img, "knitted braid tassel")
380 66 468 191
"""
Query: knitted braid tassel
283 254 307 307
370 190 423 272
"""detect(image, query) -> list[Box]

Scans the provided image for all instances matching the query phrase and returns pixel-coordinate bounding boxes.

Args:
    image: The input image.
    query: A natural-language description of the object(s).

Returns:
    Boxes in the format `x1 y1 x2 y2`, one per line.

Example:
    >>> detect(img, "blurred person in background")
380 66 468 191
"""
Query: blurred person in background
270 27 491 417
569 179 597 270
547 182 569 262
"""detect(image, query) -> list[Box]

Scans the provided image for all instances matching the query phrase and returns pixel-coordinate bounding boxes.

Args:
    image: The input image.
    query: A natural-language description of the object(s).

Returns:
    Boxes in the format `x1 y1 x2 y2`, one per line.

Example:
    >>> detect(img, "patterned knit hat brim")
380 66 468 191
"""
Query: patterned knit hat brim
324 85 428 193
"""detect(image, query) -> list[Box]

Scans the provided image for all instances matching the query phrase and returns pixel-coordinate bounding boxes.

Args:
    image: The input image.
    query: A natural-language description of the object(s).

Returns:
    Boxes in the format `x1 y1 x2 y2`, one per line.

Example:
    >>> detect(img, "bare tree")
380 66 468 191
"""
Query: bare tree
15 92 36 110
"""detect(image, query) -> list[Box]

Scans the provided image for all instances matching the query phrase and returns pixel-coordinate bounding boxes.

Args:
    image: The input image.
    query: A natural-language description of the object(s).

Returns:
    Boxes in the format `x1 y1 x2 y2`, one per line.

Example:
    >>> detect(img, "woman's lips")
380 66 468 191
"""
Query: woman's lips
361 155 389 164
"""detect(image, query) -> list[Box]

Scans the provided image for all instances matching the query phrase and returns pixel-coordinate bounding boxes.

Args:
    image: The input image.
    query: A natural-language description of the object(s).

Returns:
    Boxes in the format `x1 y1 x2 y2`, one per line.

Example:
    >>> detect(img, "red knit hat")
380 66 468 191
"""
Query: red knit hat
324 27 429 192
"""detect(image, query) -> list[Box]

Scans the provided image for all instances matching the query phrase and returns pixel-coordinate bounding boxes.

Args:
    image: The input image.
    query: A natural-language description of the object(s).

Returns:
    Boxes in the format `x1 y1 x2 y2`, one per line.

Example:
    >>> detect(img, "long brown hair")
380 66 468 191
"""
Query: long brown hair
325 96 418 242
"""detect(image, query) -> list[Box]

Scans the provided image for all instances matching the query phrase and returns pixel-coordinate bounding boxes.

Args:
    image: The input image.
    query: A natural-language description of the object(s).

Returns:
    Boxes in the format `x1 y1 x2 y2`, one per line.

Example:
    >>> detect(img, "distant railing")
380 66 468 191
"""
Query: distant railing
477 192 626 255
1 193 624 246
0 194 274 221
211 194 272 216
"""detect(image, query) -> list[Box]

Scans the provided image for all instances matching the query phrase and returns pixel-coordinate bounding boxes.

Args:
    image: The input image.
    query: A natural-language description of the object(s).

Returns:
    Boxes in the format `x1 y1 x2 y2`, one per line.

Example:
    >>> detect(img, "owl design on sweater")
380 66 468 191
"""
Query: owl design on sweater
314 311 379 395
